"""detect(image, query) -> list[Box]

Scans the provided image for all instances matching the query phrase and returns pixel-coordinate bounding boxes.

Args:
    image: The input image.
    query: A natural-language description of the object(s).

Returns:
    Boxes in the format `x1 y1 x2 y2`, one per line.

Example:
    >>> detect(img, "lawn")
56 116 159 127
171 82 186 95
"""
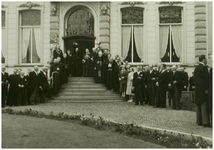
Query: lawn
9 102 212 139
2 114 164 148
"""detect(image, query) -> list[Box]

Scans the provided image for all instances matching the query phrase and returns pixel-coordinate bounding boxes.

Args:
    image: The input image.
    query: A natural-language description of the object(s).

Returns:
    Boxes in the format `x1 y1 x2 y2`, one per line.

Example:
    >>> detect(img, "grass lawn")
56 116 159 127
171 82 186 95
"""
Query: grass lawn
2 114 165 148
10 102 212 139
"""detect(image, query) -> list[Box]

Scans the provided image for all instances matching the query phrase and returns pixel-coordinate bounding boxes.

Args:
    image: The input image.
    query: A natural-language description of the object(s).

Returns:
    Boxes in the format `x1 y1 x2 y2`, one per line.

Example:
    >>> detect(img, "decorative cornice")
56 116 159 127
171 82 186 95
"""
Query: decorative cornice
19 1 41 9
120 2 145 7
158 1 184 6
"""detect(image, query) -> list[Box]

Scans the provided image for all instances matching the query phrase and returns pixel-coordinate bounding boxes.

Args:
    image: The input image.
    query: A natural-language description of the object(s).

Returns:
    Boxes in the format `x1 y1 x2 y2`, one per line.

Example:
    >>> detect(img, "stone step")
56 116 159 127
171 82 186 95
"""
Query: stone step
60 88 107 91
58 92 118 96
48 100 124 103
62 84 105 88
55 95 121 100
69 77 94 81
67 81 95 84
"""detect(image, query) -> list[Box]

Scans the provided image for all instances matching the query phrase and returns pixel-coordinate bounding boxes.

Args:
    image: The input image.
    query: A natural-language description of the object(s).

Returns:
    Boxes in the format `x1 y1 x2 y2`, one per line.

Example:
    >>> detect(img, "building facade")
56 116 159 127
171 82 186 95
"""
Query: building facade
1 1 213 75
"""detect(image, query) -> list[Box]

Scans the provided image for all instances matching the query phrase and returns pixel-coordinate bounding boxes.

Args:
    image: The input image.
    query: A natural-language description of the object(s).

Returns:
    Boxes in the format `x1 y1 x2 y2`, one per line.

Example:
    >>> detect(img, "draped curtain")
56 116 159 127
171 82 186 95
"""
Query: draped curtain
171 26 182 60
22 28 31 59
159 26 169 59
1 28 6 58
34 28 41 60
122 26 132 60
134 26 144 61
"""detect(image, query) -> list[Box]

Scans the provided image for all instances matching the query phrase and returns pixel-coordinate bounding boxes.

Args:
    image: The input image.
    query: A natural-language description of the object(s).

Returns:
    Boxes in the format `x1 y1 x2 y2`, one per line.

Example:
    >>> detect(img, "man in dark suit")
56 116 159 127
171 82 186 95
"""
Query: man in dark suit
39 67 53 102
189 72 196 91
156 64 169 108
29 66 41 105
133 66 145 105
2 66 8 107
113 56 120 92
181 67 188 91
146 65 158 106
53 44 64 62
170 67 184 110
50 59 61 94
194 55 210 126
25 69 32 105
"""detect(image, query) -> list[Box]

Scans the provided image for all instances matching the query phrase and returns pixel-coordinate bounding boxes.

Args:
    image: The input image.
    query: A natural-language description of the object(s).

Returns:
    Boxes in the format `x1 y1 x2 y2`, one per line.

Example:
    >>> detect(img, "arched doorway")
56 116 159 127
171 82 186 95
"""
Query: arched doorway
62 6 96 56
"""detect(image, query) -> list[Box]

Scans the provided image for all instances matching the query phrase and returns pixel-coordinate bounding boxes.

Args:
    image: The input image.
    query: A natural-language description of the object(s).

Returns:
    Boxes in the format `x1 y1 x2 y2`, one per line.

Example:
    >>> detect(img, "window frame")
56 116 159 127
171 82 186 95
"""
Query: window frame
119 5 147 65
17 7 43 66
157 4 186 65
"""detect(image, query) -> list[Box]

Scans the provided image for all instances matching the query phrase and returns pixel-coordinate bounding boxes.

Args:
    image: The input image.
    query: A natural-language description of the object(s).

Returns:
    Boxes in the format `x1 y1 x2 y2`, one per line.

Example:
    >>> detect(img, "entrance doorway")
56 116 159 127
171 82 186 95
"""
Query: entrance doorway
62 6 96 77
63 35 95 56
63 6 95 55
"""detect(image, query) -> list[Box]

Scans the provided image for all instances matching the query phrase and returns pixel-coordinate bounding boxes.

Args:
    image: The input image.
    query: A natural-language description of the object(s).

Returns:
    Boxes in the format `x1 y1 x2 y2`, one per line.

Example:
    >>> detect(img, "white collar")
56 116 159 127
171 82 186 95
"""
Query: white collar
199 62 205 66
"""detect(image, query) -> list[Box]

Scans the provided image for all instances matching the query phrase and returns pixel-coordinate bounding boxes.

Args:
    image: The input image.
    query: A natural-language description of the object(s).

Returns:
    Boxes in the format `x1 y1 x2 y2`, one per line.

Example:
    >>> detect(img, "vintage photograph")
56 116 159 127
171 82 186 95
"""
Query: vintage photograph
1 0 213 148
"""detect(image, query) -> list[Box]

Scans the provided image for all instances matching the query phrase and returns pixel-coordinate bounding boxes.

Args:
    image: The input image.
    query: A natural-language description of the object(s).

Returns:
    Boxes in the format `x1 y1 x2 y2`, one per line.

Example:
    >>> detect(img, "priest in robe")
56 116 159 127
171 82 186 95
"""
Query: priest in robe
73 48 82 77
7 68 19 106
50 59 61 94
17 71 27 105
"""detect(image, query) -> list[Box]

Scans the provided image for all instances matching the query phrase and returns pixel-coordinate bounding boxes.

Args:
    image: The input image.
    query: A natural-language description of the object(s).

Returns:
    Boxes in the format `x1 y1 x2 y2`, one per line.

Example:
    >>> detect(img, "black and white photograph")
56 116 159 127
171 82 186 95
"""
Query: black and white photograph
1 0 213 148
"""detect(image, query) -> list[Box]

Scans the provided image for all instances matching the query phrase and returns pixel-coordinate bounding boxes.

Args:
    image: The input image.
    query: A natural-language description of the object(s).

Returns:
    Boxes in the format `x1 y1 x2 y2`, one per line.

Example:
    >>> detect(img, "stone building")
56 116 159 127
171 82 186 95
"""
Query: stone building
1 1 213 75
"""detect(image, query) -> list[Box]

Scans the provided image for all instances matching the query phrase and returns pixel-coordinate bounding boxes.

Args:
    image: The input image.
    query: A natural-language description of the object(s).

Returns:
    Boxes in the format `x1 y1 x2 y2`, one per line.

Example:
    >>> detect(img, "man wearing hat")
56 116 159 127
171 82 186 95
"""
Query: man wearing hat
2 66 8 107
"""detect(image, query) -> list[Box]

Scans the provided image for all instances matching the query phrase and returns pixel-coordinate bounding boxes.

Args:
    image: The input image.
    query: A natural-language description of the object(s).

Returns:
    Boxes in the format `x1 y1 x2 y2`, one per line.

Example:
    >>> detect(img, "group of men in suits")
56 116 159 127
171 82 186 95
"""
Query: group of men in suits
132 64 190 109
1 66 53 107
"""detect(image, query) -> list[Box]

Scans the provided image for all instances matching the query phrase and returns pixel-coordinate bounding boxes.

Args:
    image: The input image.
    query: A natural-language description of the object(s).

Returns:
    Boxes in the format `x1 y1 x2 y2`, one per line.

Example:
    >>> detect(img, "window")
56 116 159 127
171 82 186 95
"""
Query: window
19 10 41 64
121 7 144 63
2 11 6 63
66 8 94 36
159 6 182 63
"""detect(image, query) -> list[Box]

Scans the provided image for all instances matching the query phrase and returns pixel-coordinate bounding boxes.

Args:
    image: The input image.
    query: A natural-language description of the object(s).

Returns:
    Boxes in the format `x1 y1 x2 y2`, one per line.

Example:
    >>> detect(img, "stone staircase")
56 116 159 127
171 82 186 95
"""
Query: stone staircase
50 77 124 103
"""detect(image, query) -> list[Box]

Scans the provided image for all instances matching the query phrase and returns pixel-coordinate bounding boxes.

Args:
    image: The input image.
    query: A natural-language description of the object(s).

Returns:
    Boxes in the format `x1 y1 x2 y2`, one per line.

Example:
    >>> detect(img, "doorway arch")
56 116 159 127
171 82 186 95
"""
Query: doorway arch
63 6 96 55
60 3 99 51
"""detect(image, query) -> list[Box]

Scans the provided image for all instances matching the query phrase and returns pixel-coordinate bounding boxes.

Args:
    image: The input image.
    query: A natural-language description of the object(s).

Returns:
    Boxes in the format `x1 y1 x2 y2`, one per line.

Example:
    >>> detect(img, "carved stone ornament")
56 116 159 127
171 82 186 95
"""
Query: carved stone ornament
50 33 58 43
158 1 183 6
19 1 41 9
121 2 145 7
101 4 108 15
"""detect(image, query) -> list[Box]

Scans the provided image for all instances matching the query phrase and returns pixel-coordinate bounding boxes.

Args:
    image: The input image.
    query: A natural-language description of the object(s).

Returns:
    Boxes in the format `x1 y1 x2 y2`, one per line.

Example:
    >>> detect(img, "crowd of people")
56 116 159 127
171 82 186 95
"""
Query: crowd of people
1 43 212 127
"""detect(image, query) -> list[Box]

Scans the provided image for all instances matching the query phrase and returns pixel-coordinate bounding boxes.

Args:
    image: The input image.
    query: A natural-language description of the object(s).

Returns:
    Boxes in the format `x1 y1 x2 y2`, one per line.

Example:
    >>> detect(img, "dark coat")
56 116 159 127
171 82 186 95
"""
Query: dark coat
53 49 63 61
194 63 210 105
2 72 9 106
158 70 169 86
28 71 40 95
7 74 19 106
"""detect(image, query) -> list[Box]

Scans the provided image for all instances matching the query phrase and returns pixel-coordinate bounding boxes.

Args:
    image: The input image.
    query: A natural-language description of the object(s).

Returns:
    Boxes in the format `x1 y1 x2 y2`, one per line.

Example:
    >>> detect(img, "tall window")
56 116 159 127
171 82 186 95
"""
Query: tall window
121 7 144 63
20 10 41 64
2 11 6 63
159 6 182 63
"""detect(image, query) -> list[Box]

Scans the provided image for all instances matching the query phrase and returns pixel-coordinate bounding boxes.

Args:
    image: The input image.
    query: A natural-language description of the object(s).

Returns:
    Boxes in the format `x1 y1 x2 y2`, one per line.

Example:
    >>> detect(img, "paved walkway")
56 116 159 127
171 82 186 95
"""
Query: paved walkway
5 102 212 139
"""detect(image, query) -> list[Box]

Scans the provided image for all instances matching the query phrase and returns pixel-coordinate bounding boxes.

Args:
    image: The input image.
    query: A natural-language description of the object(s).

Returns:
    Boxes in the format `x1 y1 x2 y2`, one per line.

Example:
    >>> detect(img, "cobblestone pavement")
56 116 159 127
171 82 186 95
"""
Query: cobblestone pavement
6 102 212 139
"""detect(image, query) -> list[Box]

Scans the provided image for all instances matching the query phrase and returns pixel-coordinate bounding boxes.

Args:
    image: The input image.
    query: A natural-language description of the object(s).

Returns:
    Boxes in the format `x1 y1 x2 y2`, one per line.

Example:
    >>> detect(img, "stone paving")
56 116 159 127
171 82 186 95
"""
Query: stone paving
5 102 212 139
